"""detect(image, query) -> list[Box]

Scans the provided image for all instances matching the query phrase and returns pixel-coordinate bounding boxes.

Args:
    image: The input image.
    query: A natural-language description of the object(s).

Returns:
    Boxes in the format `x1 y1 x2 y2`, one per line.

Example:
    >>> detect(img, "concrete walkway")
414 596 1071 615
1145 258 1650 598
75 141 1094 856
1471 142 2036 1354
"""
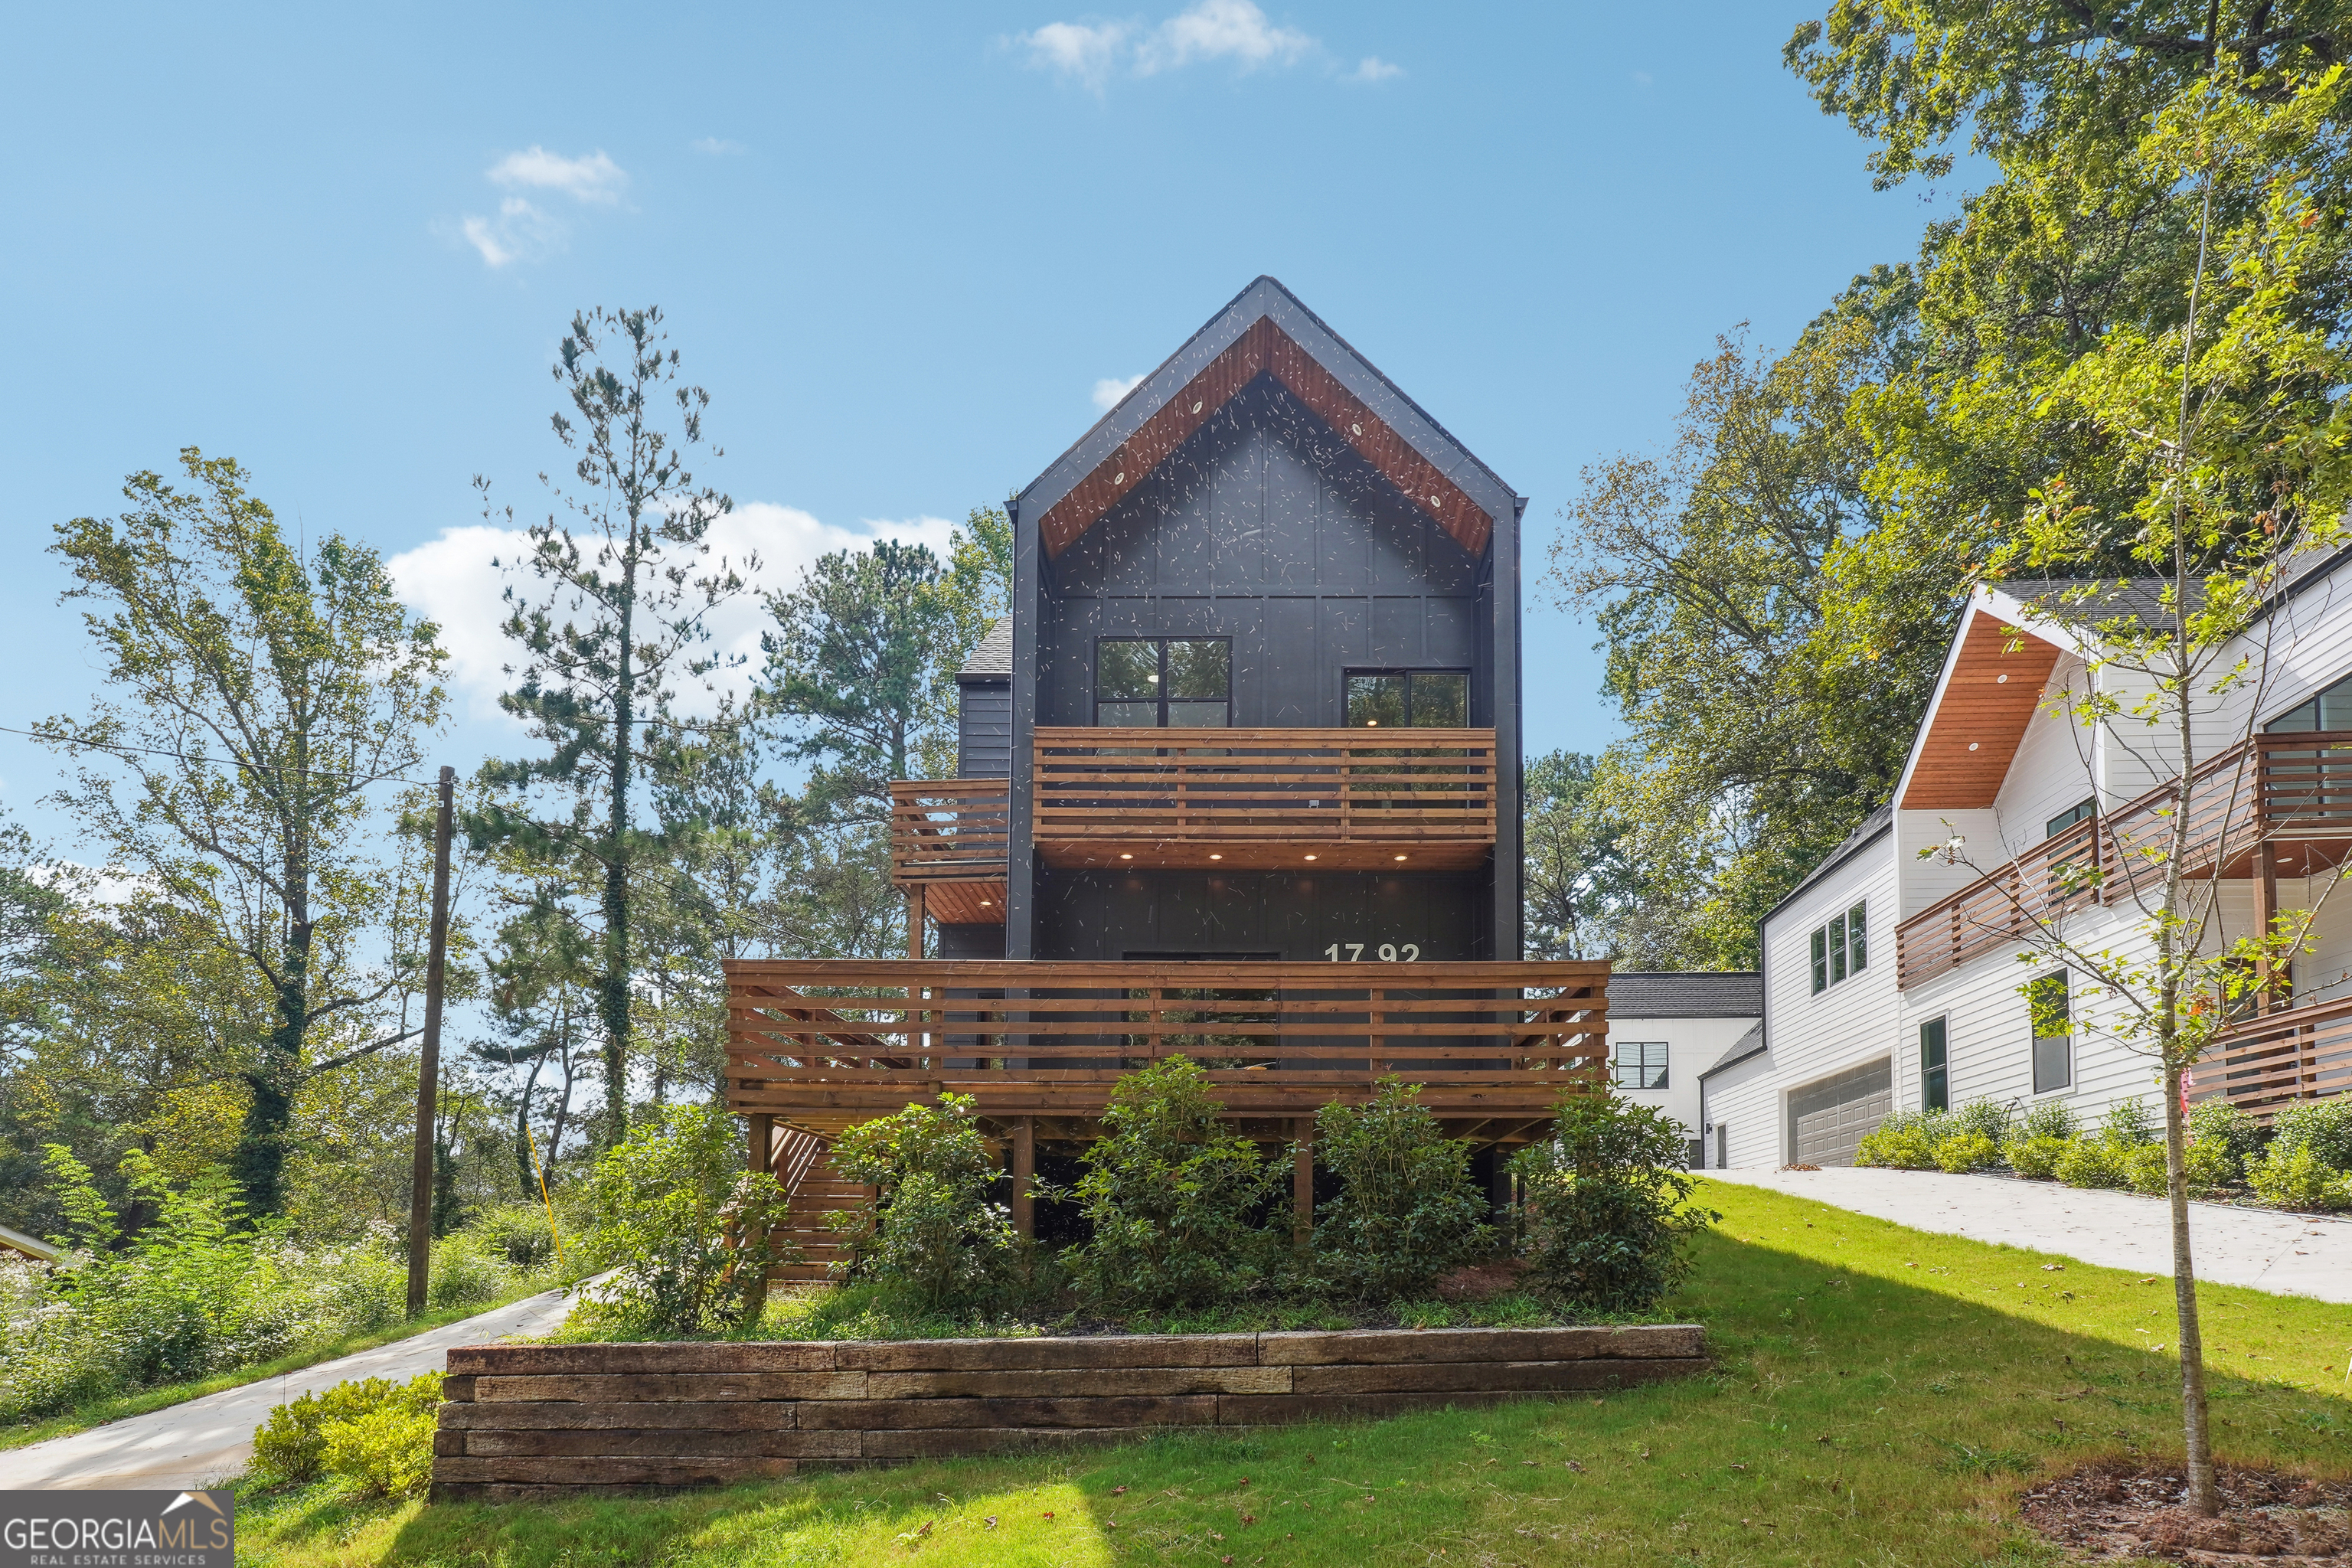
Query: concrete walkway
0 1284 584 1491
1707 1168 2352 1304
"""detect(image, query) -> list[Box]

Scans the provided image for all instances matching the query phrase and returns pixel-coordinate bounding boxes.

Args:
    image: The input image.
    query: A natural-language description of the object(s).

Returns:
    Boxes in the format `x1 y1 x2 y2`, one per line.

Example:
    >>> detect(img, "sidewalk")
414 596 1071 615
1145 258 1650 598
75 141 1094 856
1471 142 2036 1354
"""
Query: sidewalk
1706 1168 2352 1303
0 1284 583 1491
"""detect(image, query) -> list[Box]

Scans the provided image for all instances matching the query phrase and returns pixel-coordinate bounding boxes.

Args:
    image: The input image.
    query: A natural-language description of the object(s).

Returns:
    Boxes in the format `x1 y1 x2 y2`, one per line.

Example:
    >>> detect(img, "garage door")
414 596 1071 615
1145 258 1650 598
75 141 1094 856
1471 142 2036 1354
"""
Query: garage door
1786 1058 1893 1168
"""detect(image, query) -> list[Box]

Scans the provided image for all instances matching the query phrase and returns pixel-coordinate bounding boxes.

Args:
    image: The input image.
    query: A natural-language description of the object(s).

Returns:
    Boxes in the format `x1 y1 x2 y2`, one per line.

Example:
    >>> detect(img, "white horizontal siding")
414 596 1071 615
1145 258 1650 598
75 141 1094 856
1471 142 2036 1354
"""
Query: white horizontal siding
1607 1014 1758 1153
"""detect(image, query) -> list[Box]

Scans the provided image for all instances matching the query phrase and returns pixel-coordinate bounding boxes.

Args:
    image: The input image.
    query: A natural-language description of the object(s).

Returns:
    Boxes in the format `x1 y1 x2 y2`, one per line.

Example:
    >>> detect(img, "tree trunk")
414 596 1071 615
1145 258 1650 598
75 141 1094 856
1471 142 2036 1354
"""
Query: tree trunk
600 541 638 1150
2165 1058 2220 1514
514 1047 547 1199
234 888 313 1216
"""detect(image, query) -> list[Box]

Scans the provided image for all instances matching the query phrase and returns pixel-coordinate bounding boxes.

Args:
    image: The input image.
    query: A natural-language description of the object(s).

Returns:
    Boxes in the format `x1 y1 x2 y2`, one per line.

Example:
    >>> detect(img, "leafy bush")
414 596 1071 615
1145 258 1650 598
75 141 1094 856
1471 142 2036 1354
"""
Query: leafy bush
828 1093 1018 1312
2004 1135 2071 1180
2269 1097 2352 1172
1855 1112 1940 1171
1932 1132 2001 1174
2018 1099 2078 1142
579 1102 796 1338
2124 1141 2171 1196
1307 1079 1494 1301
1511 1089 1718 1314
2247 1145 2352 1211
2101 1098 2157 1146
426 1231 511 1312
253 1372 443 1494
2184 1135 2236 1196
1951 1098 2016 1145
2053 1137 2130 1190
470 1203 564 1270
1063 1057 1285 1312
2187 1101 2262 1183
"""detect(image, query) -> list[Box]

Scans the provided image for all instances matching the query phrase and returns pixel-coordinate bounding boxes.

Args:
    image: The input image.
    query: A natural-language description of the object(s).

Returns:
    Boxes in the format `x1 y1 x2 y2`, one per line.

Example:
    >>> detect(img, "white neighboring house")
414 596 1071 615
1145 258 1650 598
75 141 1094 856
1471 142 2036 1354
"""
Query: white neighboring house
1702 563 2352 1168
1604 972 1762 1168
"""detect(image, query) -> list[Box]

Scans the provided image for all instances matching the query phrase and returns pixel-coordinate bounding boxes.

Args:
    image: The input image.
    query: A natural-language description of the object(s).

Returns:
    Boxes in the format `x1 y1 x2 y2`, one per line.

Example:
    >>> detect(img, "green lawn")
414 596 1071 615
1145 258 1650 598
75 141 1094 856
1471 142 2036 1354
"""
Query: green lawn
0 1284 561 1454
235 1181 2352 1566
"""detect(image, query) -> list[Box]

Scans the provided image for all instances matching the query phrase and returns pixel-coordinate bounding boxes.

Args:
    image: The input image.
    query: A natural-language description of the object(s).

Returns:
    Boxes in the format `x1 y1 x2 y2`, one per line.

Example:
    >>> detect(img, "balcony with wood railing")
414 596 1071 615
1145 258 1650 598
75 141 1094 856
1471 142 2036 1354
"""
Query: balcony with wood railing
1896 730 2352 989
724 959 1606 1140
1032 726 1498 871
2193 991 2352 1120
888 779 1009 924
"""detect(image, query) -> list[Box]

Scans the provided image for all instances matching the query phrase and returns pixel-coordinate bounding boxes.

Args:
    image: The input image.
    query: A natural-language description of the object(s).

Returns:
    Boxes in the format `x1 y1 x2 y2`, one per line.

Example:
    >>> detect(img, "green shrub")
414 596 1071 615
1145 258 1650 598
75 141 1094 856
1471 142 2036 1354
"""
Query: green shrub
2269 1097 2352 1172
2124 1141 2171 1196
579 1102 795 1338
252 1373 443 1488
2053 1137 2129 1190
2247 1145 2352 1211
1932 1132 2001 1174
1856 1112 1939 1170
2184 1135 2236 1196
426 1231 511 1311
2186 1101 2262 1183
319 1401 438 1498
1511 1089 1718 1314
1951 1098 2016 1145
1307 1079 1494 1301
471 1202 563 1270
2018 1099 2078 1142
2003 1135 2070 1180
828 1093 1018 1312
1063 1057 1285 1312
2101 1098 2157 1146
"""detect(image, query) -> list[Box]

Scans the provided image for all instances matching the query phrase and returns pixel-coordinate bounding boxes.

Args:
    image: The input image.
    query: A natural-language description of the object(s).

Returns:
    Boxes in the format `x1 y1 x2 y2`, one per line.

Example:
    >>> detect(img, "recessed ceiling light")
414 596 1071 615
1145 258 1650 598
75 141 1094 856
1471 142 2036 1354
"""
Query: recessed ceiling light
1208 853 1222 860
1997 673 2009 684
1968 741 1980 751
1119 852 1134 859
1351 423 1362 436
1304 854 1318 861
1394 854 1408 861
1113 472 1125 485
1192 401 1203 414
1366 720 1378 727
979 899 992 906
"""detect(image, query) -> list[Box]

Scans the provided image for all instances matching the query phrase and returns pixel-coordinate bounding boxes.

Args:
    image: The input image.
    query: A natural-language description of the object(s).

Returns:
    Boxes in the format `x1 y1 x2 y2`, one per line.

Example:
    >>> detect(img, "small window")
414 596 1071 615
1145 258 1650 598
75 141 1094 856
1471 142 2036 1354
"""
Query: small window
1612 1040 1668 1090
2045 797 2096 840
2266 668 2352 732
2027 970 2071 1094
1095 639 1230 727
1808 901 1870 995
1919 1016 1949 1113
1344 669 1470 729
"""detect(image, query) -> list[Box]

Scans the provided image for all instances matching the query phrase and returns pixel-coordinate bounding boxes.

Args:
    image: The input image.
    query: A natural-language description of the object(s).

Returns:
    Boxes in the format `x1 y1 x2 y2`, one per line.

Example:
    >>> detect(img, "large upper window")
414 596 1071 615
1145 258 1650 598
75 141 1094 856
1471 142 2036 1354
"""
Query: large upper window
1095 639 1230 727
1344 670 1469 729
2268 669 2352 732
2044 796 2096 840
1808 902 1869 995
1612 1040 1668 1090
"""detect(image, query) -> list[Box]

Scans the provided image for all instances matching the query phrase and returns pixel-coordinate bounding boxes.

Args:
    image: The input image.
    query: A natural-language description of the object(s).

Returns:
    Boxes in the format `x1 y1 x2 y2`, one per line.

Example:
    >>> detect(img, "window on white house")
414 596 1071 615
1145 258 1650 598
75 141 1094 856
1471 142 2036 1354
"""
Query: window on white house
2265 669 2352 732
2044 796 2096 840
2028 970 2071 1093
1809 902 1870 995
1612 1040 1668 1090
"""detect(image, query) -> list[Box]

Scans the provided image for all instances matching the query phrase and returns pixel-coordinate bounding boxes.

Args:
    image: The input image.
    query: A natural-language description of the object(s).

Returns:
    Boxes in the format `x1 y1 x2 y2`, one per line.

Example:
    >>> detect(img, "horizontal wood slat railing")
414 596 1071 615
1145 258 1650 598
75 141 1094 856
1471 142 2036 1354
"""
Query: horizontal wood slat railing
888 780 1011 884
2192 991 2352 1119
1896 730 2352 988
1032 727 1498 846
726 959 1606 1128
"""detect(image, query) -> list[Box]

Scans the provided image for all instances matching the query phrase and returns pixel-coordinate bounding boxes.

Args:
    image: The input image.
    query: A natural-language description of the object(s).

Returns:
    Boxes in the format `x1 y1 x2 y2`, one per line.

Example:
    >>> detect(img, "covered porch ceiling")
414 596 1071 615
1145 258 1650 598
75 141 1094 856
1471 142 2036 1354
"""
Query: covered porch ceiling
1898 607 2066 811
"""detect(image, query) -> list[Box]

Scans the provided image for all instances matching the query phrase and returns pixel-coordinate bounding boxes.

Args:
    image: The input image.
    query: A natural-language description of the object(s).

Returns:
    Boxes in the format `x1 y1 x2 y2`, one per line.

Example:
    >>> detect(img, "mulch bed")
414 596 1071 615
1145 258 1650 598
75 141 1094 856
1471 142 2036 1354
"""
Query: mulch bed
2018 1459 2350 1562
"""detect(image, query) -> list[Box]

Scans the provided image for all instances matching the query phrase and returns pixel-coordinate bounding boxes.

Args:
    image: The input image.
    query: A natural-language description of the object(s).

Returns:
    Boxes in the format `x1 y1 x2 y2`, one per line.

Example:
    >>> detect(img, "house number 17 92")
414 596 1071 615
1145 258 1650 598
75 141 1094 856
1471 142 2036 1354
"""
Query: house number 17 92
1325 943 1420 962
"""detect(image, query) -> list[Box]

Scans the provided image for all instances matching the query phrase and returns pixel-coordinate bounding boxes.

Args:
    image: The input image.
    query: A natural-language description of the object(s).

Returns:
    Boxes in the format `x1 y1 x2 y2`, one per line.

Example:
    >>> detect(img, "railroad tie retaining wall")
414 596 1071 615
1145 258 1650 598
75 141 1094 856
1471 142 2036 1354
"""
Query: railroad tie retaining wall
430 1324 1706 1501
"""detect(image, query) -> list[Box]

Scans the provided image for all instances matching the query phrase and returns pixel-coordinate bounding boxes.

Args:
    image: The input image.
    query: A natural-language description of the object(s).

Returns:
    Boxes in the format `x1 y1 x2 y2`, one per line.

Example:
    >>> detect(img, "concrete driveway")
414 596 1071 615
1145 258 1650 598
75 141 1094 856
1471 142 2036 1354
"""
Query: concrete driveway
1707 1168 2352 1304
0 1283 583 1491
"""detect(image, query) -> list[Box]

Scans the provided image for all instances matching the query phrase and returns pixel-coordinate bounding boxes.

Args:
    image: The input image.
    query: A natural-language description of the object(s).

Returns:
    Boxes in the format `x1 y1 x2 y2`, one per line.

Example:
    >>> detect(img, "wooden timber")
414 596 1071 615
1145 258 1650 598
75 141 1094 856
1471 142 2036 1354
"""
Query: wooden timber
1032 726 1498 871
887 780 1007 924
429 1324 1703 1498
2193 988 2352 1122
724 958 1607 1142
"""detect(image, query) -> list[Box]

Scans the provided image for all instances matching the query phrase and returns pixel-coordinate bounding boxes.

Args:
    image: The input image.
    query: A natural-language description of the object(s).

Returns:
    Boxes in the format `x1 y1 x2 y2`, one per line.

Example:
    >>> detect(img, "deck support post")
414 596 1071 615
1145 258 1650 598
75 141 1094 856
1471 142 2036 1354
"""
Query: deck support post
1011 1116 1036 1240
1292 1118 1315 1250
748 1114 773 1177
2254 840 2278 1018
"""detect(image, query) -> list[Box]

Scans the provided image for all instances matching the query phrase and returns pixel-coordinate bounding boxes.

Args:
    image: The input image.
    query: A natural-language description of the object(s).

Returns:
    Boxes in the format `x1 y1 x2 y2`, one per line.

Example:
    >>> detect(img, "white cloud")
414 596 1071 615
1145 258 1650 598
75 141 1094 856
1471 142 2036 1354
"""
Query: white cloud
692 136 746 155
1135 0 1311 74
1350 56 1403 83
1022 2 1345 87
487 145 629 204
456 197 563 269
387 505 963 721
1023 20 1132 90
1091 373 1146 410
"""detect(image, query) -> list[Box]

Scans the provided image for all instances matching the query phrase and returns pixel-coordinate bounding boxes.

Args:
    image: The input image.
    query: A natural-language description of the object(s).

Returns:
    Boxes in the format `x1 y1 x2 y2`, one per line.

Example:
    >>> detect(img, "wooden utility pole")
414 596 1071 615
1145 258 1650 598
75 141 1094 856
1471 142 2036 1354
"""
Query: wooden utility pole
407 765 456 1316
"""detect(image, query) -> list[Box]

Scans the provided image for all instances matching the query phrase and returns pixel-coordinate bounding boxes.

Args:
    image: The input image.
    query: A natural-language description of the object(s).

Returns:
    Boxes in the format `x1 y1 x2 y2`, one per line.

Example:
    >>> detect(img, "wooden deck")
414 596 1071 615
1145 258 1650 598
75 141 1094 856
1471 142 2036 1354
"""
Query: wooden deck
2194 991 2352 1121
726 959 1607 1143
1896 730 2352 988
888 780 1008 923
1032 726 1498 871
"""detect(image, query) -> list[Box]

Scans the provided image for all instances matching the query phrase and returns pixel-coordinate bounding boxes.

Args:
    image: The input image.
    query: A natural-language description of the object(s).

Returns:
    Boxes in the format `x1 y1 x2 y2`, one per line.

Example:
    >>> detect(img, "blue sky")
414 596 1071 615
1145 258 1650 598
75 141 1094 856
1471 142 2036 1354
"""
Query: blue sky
0 0 1959 853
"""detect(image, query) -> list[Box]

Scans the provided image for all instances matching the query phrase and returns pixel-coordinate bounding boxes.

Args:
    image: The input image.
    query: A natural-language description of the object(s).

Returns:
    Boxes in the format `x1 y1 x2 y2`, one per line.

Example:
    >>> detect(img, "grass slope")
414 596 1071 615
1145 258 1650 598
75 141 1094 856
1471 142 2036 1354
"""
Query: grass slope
237 1181 2352 1567
0 1284 560 1454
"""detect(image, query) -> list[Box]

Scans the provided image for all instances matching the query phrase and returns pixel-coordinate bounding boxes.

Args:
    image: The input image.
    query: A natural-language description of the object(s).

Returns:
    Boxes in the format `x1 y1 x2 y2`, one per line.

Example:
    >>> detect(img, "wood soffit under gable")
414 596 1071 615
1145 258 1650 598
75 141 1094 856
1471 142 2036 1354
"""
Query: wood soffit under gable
1898 608 2066 811
1035 315 1493 562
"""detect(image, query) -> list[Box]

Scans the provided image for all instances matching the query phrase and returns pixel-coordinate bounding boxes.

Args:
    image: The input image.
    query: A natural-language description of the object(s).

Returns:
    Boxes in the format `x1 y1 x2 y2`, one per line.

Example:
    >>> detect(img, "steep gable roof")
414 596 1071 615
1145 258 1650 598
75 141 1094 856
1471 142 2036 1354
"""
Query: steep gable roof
1015 276 1519 561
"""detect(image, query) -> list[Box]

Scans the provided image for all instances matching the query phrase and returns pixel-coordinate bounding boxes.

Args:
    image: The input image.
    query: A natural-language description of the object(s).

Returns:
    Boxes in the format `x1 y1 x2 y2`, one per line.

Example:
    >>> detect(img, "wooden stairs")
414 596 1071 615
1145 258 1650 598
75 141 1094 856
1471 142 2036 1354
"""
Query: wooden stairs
764 1125 873 1283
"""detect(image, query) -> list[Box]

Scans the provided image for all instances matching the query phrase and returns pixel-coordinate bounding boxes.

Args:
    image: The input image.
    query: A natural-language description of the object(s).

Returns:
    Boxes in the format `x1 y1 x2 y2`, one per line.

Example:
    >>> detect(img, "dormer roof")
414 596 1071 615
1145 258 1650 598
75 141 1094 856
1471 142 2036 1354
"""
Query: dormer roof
1014 276 1520 560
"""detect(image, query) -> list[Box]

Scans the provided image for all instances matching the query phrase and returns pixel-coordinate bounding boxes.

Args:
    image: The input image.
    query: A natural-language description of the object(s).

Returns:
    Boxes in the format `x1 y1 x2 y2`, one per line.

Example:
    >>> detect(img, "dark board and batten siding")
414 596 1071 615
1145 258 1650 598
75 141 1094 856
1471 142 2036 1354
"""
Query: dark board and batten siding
430 1325 1705 1498
955 680 1011 779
